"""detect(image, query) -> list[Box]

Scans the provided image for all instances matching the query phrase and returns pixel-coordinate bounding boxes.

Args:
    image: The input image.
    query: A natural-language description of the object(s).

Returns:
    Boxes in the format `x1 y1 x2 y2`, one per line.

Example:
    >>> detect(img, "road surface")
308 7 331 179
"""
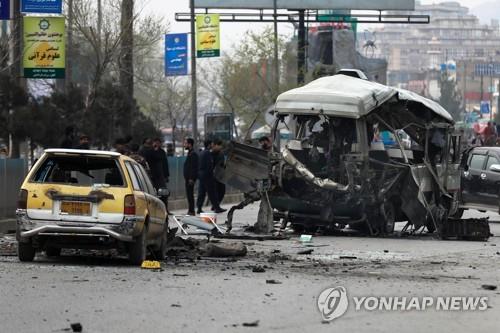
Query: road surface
0 205 499 333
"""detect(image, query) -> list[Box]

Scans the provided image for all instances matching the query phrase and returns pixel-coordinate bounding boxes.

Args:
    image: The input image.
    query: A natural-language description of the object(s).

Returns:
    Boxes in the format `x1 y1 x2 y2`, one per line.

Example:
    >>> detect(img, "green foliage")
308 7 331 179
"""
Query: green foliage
439 72 462 121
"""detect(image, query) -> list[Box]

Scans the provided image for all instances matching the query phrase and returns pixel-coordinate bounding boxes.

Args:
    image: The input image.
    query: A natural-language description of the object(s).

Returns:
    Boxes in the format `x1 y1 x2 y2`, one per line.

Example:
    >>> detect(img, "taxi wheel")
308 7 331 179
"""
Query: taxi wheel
129 225 147 265
18 242 36 262
154 224 168 260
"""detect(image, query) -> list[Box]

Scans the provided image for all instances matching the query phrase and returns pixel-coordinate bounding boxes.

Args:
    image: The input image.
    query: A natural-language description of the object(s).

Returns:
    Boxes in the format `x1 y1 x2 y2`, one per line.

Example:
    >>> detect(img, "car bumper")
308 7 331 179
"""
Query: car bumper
16 209 142 242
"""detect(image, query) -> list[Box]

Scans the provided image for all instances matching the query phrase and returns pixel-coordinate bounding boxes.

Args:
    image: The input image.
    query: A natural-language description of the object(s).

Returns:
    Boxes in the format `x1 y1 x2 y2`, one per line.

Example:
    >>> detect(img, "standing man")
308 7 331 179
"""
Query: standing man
151 138 169 190
197 139 226 214
258 136 272 151
211 139 226 206
183 138 198 216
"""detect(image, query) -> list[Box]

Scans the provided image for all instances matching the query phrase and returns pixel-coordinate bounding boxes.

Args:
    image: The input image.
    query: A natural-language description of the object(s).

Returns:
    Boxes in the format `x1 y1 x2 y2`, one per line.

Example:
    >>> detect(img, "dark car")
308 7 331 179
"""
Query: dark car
458 146 500 216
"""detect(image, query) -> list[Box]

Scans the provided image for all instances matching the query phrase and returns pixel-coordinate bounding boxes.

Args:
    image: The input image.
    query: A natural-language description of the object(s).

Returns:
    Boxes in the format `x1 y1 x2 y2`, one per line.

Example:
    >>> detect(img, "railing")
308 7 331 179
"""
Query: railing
0 159 27 219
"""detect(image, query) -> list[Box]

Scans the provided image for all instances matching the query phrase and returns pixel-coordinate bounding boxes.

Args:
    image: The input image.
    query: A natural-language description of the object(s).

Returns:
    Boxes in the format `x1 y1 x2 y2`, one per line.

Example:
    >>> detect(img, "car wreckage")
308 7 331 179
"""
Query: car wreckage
219 74 490 240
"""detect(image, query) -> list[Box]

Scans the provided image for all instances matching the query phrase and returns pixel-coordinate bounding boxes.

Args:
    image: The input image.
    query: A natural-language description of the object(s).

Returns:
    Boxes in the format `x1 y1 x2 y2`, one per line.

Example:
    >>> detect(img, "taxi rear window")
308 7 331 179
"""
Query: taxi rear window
32 155 125 187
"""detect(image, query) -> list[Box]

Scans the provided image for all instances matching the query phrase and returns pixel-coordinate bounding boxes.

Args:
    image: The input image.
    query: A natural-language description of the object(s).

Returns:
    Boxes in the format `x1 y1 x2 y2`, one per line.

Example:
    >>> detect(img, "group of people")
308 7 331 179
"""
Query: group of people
470 121 500 147
183 138 227 216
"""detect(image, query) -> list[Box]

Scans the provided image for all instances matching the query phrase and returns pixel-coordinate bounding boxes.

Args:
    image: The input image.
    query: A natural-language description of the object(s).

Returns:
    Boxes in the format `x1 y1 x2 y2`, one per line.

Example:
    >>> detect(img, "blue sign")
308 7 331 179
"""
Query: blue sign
0 0 10 20
474 63 500 77
21 0 62 14
165 33 188 76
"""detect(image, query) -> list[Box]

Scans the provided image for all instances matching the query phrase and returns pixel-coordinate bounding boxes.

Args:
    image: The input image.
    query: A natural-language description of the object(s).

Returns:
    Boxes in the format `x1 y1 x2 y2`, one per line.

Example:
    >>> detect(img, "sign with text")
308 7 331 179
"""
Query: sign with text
21 0 62 14
194 0 415 10
196 14 220 58
0 0 10 20
475 63 500 77
165 33 188 76
23 16 65 79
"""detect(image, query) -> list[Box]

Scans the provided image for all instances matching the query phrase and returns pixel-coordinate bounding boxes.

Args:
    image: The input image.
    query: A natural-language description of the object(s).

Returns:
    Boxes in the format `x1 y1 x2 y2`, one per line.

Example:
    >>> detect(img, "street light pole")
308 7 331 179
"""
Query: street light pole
273 0 279 96
190 0 198 147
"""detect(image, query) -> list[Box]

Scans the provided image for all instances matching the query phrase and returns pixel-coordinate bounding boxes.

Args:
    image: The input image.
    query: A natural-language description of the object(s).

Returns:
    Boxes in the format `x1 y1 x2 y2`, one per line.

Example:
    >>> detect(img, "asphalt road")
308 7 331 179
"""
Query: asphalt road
0 205 499 333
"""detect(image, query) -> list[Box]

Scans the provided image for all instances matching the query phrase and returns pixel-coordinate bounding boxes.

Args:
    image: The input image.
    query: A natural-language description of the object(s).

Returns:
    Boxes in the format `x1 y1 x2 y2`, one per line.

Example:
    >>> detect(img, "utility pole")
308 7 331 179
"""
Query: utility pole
273 0 279 96
66 0 73 92
190 0 198 145
9 0 23 158
297 9 305 85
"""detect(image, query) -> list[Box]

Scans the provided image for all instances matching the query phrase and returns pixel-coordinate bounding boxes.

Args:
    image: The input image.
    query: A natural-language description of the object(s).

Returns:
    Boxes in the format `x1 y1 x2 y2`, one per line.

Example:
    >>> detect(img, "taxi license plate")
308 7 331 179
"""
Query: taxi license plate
60 201 91 216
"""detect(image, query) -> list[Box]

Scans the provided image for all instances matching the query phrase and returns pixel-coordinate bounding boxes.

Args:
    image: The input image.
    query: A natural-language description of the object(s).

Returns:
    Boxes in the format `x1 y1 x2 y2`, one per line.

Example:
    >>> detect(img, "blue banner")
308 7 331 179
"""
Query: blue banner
21 0 62 14
0 0 10 20
165 33 188 76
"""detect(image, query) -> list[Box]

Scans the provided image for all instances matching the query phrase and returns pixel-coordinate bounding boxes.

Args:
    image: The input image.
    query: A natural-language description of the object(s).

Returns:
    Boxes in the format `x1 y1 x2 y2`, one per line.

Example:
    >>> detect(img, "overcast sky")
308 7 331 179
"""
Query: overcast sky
143 0 497 48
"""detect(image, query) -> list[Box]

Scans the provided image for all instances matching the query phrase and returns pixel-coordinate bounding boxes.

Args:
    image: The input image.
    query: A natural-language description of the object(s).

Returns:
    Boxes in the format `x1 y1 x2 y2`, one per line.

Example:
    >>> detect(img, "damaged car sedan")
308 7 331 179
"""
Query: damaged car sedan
220 74 485 238
16 149 168 264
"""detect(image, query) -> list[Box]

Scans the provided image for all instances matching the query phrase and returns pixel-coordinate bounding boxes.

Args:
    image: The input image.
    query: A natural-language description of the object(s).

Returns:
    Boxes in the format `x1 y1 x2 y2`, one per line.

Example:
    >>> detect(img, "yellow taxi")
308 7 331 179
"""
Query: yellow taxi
15 149 168 265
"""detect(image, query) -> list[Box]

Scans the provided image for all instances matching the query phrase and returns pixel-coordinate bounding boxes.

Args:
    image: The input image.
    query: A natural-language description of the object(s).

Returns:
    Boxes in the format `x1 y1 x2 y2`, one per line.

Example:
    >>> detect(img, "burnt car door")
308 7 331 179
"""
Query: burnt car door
480 152 500 208
462 150 488 205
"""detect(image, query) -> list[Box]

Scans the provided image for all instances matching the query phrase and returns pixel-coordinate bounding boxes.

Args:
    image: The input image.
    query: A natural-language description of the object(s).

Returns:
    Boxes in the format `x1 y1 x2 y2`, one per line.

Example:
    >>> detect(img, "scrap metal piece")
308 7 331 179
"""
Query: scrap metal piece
440 218 491 241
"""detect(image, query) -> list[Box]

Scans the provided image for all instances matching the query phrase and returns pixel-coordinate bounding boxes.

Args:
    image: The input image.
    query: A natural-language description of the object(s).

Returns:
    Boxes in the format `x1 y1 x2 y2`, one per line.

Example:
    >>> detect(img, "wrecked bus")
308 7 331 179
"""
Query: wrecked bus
220 74 484 238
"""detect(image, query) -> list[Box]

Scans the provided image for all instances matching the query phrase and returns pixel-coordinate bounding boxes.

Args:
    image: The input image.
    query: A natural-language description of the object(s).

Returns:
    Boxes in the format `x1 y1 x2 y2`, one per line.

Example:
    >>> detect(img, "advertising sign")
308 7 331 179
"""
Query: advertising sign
194 0 415 10
21 0 62 14
165 33 188 76
196 14 220 58
23 16 65 78
0 0 10 20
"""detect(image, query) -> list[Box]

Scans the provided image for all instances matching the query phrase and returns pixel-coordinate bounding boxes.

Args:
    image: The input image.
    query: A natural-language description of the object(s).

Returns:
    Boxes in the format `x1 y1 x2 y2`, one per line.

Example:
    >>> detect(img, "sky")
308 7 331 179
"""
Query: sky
143 0 498 50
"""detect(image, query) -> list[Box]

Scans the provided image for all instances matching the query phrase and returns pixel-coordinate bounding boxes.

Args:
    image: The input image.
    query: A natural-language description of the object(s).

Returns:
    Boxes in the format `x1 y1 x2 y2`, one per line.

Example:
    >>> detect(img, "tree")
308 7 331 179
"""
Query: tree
199 27 297 136
439 71 462 121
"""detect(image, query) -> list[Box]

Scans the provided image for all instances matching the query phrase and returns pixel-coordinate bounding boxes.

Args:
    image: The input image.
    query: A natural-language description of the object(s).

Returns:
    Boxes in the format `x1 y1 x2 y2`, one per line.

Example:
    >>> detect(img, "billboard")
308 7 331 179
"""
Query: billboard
21 0 62 14
0 0 10 20
165 33 188 76
23 16 65 79
196 14 220 58
194 0 415 10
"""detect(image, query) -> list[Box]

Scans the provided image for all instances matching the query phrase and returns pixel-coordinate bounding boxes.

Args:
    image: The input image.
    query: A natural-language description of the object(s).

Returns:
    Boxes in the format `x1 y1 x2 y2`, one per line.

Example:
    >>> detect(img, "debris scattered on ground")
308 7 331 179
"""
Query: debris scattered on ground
173 273 189 277
242 320 259 327
200 242 247 257
481 284 497 291
297 249 314 255
267 253 291 263
383 250 389 253
252 266 266 273
266 279 282 284
299 235 313 243
215 233 289 241
70 323 82 333
339 255 357 260
171 304 182 307
141 261 161 269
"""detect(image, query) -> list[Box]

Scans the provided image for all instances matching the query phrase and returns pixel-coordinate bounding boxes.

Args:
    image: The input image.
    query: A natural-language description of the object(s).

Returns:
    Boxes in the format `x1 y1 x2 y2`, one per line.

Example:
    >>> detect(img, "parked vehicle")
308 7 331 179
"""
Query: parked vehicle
16 149 168 264
457 146 500 216
220 74 464 237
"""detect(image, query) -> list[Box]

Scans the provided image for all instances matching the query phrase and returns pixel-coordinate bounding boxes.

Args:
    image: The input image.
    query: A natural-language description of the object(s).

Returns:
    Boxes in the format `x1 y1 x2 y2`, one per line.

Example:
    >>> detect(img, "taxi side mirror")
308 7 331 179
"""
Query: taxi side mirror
157 188 170 197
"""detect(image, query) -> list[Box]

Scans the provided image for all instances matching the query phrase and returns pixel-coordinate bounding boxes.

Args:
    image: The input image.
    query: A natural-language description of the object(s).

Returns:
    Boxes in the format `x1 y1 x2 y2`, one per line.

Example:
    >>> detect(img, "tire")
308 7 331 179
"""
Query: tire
45 247 61 257
129 225 147 265
153 224 168 260
18 242 36 262
382 201 396 234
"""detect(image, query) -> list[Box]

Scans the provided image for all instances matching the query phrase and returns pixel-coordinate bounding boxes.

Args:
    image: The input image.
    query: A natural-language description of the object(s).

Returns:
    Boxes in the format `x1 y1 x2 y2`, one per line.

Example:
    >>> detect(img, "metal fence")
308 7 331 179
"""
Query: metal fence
0 159 27 219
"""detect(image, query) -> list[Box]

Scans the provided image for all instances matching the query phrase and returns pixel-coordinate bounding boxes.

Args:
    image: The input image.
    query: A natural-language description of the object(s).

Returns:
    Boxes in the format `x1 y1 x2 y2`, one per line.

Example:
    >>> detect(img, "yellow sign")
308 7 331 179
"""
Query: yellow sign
196 14 220 58
23 16 65 79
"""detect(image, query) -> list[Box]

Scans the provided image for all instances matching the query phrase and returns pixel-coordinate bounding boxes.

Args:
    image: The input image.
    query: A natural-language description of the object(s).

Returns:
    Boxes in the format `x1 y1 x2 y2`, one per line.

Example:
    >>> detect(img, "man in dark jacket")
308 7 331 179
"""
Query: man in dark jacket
183 138 198 215
211 139 226 206
197 139 226 214
151 137 169 190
